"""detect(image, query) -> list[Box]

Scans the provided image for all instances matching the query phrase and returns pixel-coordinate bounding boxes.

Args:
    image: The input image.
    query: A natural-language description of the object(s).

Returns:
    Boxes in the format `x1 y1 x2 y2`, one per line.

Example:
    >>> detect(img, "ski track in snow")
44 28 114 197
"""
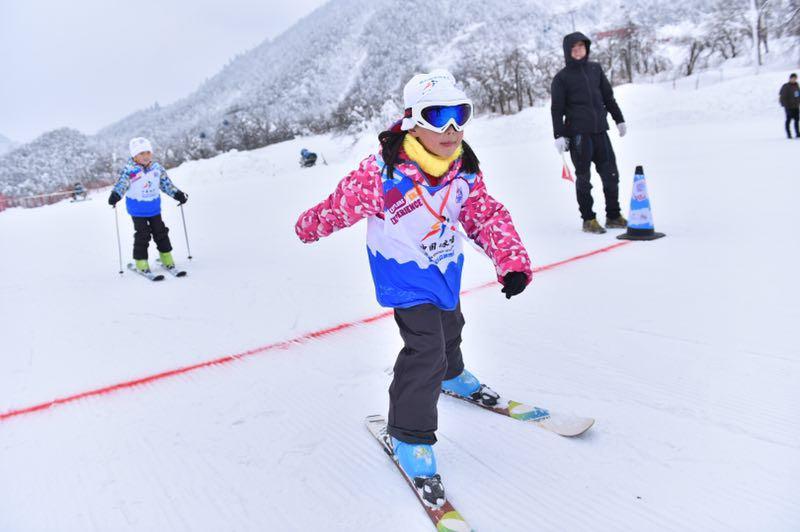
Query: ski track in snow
1 70 799 531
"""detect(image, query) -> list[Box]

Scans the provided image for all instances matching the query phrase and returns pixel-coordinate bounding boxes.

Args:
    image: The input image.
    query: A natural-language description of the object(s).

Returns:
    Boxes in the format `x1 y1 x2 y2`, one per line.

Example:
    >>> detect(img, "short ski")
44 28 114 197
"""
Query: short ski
156 259 187 277
442 389 594 437
365 415 472 532
126 263 165 282
161 264 187 277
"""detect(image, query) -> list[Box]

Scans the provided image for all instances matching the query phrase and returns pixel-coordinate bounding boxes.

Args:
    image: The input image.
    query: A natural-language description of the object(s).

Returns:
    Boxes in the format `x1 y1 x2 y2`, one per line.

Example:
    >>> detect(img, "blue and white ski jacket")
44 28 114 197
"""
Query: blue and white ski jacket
113 159 179 217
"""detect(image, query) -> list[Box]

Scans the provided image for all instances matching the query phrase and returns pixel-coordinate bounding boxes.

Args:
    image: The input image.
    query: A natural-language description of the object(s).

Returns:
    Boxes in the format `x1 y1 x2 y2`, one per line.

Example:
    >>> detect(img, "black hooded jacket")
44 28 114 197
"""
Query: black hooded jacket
550 32 625 138
779 81 800 109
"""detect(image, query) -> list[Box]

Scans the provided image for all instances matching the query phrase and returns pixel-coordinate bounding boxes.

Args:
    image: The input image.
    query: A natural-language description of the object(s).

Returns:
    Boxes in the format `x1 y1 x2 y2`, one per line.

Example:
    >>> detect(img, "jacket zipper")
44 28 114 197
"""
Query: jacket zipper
582 66 598 132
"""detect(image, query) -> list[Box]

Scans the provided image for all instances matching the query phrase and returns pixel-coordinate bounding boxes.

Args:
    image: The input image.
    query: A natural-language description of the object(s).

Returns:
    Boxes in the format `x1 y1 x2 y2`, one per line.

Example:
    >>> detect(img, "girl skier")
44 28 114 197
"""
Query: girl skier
295 70 532 505
108 137 188 274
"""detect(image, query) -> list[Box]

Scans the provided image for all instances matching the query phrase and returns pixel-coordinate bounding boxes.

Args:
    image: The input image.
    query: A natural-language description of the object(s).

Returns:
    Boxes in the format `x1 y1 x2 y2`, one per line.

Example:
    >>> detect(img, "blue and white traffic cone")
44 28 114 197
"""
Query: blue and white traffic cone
617 165 666 241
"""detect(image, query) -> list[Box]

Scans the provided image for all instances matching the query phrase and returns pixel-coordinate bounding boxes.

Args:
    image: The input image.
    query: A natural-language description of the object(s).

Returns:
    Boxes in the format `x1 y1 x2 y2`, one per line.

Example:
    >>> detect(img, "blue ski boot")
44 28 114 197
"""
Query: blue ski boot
442 369 500 407
391 437 444 508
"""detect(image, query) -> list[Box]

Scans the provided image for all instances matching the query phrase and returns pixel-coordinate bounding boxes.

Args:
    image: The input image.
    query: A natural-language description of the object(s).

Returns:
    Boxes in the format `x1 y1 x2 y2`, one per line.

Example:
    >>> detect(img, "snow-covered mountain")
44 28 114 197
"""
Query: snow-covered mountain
95 0 713 147
1 0 785 198
0 129 109 197
94 0 554 148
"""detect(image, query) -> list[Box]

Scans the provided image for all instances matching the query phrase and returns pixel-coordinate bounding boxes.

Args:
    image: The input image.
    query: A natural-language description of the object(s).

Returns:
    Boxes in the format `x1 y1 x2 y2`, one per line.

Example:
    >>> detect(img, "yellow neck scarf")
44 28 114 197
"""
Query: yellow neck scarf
402 134 463 178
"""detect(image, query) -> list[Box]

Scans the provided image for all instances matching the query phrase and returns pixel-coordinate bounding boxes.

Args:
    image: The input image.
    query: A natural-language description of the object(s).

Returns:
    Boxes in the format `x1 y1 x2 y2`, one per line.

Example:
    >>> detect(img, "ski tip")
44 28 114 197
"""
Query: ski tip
575 418 596 436
551 417 595 437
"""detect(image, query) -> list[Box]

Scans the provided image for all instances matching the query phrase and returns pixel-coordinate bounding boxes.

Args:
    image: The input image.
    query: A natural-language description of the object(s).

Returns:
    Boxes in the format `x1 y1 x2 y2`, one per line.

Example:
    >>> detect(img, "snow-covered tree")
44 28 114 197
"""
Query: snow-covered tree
2 0 756 200
0 128 111 199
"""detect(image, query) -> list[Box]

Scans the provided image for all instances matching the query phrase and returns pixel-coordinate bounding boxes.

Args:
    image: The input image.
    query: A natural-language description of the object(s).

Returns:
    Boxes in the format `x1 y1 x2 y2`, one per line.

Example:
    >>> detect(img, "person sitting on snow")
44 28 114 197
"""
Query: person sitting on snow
71 182 87 201
107 137 188 274
299 148 318 167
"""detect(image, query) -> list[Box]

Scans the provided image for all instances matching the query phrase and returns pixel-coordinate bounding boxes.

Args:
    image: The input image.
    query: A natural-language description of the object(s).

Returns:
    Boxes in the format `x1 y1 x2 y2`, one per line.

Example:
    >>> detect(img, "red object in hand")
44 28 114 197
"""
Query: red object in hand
561 163 574 182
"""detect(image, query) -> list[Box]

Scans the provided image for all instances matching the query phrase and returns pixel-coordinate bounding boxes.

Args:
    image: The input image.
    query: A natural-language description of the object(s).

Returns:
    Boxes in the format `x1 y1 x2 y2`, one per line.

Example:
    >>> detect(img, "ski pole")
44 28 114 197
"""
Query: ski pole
179 203 193 260
113 205 123 274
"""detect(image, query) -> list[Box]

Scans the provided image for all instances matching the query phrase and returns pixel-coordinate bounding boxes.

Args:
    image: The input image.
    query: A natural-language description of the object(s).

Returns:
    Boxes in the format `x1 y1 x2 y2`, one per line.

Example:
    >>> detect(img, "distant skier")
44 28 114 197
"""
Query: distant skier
779 73 800 139
299 148 318 167
551 32 628 234
71 182 87 201
108 137 188 274
295 70 532 506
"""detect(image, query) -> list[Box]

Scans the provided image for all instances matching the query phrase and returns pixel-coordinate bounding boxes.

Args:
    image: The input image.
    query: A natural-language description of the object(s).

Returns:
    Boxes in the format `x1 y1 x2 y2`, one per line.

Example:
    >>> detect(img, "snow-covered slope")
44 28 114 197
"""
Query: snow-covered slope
0 71 797 531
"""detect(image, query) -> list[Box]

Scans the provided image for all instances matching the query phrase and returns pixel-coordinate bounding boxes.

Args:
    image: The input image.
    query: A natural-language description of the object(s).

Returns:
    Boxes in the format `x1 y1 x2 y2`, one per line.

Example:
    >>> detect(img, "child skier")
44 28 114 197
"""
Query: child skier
295 70 532 505
108 137 188 274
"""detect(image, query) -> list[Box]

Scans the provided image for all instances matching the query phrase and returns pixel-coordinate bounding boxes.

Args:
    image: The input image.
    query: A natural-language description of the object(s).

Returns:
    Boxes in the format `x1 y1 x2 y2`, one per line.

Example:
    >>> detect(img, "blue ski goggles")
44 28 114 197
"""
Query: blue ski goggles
406 101 473 133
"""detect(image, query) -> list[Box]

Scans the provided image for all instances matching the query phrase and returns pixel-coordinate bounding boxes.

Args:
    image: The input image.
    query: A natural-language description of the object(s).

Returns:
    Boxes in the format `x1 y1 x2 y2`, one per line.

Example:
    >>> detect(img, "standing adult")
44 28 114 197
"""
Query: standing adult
551 32 628 234
779 73 800 139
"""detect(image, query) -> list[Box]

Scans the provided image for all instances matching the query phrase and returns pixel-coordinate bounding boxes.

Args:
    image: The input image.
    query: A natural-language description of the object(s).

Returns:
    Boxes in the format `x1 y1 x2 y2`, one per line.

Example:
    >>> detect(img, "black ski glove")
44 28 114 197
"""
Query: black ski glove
108 191 121 206
501 271 528 299
174 190 188 205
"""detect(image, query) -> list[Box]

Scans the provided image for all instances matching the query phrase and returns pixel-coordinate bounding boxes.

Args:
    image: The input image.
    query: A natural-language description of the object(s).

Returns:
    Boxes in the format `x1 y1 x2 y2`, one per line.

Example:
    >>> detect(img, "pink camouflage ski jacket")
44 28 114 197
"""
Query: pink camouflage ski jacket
295 148 532 310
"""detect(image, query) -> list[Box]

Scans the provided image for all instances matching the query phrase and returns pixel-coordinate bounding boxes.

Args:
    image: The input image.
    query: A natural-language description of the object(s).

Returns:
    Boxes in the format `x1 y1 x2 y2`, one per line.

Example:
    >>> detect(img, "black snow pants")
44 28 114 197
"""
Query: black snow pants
568 132 621 221
785 108 799 138
132 214 172 260
388 303 466 445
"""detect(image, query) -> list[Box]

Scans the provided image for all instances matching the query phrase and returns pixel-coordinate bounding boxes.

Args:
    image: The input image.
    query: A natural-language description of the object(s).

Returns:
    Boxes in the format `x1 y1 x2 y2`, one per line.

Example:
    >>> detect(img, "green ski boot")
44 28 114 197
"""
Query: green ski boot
135 259 151 272
582 219 607 234
159 251 175 269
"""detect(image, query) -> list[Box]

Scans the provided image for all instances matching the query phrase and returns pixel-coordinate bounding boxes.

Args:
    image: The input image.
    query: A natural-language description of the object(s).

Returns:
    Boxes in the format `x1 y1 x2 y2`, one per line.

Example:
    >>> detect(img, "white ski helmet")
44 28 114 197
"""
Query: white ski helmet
129 137 153 158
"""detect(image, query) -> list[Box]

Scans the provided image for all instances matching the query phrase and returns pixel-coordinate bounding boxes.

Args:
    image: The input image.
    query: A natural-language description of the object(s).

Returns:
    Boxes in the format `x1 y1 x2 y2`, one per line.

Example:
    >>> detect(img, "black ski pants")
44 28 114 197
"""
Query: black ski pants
568 132 621 221
132 214 172 260
388 303 466 445
785 108 799 138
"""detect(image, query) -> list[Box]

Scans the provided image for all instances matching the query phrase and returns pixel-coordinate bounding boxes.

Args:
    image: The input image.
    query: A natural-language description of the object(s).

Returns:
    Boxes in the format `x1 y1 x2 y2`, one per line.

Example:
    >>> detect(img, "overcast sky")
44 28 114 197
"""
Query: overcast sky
0 0 329 143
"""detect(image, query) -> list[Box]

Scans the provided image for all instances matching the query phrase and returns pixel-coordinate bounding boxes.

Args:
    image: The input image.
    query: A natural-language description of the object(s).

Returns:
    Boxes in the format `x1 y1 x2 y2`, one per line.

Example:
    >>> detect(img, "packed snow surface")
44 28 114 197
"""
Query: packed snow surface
1 70 798 531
